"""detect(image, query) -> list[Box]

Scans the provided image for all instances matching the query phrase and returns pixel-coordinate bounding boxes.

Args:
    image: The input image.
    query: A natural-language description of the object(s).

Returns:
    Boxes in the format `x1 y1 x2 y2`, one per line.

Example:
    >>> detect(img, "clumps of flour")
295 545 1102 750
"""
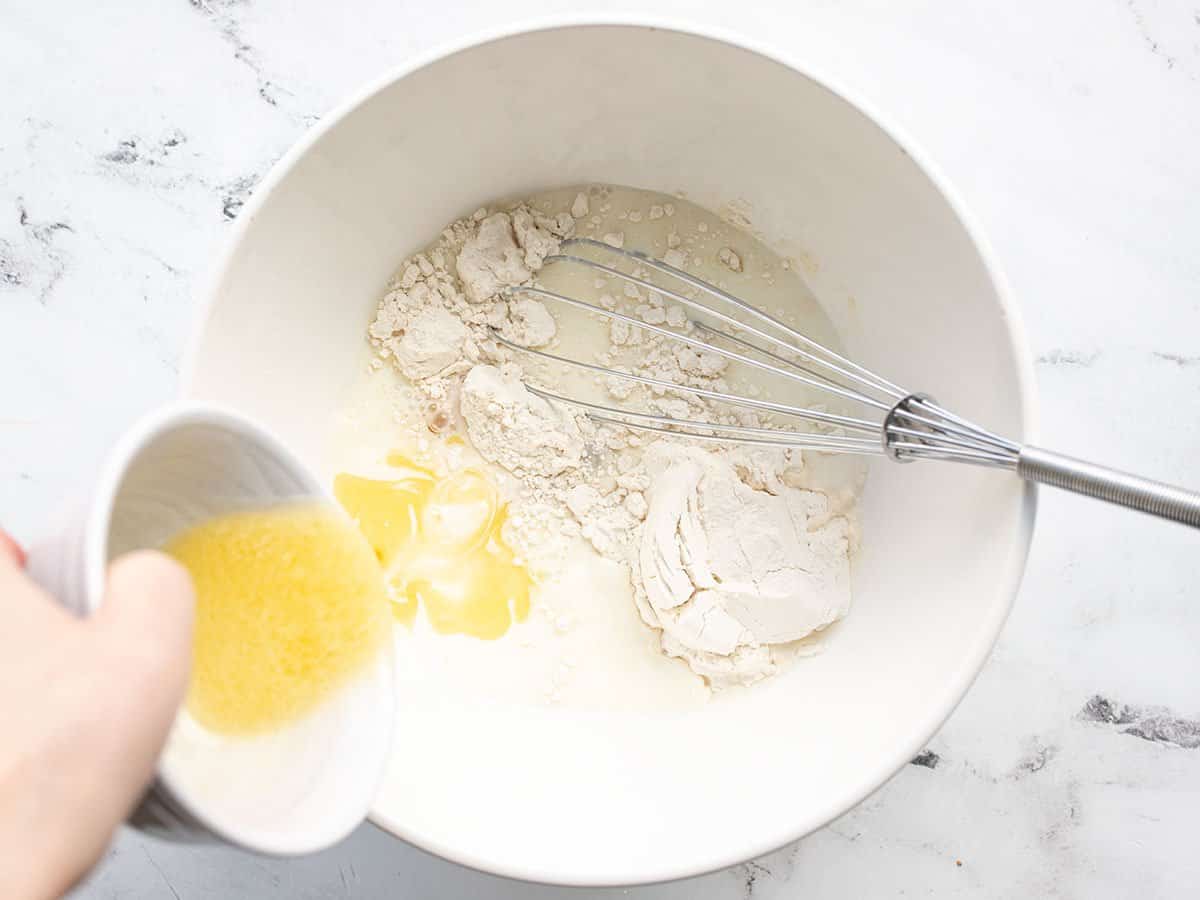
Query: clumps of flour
635 444 850 687
453 208 567 303
367 188 856 690
377 306 467 380
460 365 582 477
368 206 569 376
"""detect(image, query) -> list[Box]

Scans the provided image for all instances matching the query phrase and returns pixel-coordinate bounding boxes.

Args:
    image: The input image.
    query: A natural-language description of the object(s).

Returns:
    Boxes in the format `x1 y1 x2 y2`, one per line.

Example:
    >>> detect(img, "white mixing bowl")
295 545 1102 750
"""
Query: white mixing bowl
184 19 1037 886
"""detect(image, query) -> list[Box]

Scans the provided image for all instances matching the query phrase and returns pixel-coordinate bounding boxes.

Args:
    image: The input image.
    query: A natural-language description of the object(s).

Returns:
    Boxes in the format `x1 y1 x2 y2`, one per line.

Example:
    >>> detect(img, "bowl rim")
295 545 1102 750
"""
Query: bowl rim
181 14 1039 887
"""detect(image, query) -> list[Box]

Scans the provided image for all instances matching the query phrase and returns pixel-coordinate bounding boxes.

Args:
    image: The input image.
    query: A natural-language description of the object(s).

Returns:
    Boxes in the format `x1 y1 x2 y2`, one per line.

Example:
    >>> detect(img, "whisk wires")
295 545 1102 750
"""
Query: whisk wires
495 238 1021 469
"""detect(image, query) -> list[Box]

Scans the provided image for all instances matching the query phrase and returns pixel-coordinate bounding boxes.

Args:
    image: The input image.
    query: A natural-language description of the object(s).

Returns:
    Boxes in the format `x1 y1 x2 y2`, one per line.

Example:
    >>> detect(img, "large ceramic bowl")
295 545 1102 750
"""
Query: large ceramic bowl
184 19 1037 886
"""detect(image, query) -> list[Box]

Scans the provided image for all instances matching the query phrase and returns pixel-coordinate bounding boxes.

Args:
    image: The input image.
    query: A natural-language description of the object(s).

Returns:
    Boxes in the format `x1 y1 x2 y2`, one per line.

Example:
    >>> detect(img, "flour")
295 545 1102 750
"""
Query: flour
370 305 467 380
460 364 583 478
365 185 858 691
368 202 570 417
571 192 589 219
455 211 535 304
635 444 850 688
504 296 556 347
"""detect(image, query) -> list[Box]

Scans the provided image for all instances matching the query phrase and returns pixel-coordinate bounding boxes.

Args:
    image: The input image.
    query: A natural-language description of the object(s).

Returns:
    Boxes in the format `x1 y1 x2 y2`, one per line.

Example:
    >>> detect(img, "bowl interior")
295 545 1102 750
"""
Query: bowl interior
186 24 1034 884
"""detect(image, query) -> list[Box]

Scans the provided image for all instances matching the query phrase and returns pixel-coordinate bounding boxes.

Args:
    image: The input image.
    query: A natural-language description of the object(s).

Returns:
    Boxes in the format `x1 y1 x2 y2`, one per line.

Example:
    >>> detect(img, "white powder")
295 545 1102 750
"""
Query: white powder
635 444 850 688
460 364 583 478
368 201 569 415
663 248 687 269
365 186 857 690
571 192 589 219
368 305 467 380
504 296 556 347
455 211 535 304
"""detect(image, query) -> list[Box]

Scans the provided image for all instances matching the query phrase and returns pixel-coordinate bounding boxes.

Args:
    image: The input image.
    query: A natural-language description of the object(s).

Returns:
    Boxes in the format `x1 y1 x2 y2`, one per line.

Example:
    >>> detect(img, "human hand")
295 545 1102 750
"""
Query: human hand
0 528 194 899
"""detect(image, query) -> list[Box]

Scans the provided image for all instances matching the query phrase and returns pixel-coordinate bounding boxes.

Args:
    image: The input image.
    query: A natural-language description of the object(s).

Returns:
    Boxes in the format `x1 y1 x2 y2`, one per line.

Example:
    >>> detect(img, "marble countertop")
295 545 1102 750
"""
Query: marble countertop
3 1 1198 897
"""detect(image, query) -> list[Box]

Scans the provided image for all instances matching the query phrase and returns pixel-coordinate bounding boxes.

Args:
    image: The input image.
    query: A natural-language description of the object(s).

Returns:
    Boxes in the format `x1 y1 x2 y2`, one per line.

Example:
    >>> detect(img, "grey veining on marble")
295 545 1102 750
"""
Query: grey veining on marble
3 0 1198 897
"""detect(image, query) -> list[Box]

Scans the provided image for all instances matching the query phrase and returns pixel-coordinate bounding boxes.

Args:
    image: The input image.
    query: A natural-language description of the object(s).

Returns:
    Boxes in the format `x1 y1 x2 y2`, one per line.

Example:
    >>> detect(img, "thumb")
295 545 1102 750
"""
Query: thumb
94 551 195 756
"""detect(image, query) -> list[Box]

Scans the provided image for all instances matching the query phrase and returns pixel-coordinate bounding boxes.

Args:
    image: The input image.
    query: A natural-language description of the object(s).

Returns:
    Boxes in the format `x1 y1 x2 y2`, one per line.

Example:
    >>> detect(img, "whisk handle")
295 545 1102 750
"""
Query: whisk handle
1017 446 1200 528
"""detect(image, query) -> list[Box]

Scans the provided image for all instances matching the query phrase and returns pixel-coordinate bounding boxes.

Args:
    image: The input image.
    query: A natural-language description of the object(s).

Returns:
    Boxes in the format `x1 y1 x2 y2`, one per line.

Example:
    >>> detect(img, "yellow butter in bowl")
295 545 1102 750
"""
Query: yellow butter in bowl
334 455 531 640
164 503 392 736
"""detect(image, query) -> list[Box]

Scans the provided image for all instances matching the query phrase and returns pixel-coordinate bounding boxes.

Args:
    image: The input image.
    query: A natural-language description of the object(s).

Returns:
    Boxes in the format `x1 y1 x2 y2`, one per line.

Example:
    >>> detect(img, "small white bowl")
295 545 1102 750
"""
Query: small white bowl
184 19 1037 885
26 405 395 855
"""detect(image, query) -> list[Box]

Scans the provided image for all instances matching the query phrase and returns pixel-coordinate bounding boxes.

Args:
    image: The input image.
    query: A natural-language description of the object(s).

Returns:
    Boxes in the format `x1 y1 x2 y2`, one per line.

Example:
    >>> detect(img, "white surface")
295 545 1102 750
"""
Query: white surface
0 0 1197 897
182 21 1034 884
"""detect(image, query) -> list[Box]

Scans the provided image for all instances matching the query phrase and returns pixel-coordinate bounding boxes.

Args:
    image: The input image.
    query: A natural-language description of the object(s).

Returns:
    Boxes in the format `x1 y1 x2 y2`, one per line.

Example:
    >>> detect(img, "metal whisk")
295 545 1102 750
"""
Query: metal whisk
496 238 1200 528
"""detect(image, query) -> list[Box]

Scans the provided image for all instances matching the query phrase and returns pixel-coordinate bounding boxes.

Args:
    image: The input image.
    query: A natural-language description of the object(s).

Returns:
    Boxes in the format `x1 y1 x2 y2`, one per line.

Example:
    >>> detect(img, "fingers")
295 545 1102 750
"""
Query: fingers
97 551 195 706
0 542 195 898
97 551 195 749
0 528 71 630
81 551 195 826
2 553 194 898
0 529 25 568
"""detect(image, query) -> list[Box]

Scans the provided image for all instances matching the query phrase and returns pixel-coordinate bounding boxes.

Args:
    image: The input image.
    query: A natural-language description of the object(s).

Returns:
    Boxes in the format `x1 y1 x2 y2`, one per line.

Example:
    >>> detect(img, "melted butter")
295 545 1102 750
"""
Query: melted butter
164 503 391 736
334 455 531 639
